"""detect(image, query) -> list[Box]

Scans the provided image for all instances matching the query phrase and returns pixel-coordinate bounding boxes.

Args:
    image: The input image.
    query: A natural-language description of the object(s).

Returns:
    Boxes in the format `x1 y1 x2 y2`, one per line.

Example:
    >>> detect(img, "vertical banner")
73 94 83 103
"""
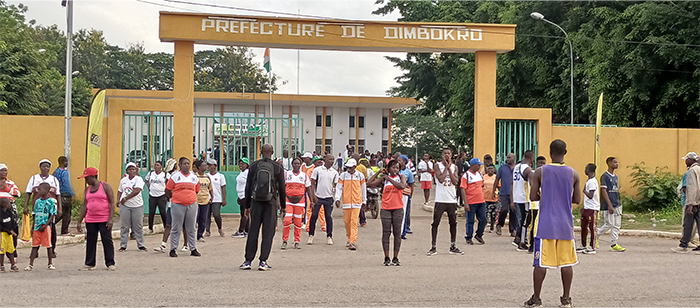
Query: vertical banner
594 92 604 171
86 89 106 169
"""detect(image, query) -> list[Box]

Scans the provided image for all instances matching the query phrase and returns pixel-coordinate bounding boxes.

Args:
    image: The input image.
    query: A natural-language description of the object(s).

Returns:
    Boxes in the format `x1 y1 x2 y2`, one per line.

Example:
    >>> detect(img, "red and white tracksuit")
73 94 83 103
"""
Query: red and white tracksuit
283 170 311 243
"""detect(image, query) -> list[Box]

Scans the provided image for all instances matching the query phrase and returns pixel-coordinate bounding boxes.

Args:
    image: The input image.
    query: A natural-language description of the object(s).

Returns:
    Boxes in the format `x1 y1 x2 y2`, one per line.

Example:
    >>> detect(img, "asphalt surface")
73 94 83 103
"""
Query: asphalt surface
2 196 698 307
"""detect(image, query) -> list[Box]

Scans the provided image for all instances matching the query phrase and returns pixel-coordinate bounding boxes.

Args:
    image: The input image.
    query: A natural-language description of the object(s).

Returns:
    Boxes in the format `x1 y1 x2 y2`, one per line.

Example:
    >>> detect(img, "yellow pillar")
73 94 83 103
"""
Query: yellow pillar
173 41 195 160
473 51 498 158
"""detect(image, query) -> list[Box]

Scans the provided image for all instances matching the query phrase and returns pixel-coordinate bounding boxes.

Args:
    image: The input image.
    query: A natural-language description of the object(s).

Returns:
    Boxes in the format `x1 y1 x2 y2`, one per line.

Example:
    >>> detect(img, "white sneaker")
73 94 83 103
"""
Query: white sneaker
153 244 167 252
181 246 190 252
327 237 333 245
307 235 314 245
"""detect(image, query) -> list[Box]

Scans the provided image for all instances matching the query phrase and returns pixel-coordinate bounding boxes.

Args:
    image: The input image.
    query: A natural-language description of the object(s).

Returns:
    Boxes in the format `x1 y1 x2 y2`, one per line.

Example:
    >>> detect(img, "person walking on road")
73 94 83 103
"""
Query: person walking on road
207 159 227 237
240 144 286 271
53 156 74 235
524 139 580 308
512 151 534 247
145 161 169 234
76 167 116 271
596 157 626 252
304 156 327 232
307 154 338 245
165 157 201 258
428 148 464 256
368 159 406 265
461 158 487 246
117 162 146 252
282 157 310 250
673 152 700 253
494 153 515 236
232 158 250 238
335 159 366 251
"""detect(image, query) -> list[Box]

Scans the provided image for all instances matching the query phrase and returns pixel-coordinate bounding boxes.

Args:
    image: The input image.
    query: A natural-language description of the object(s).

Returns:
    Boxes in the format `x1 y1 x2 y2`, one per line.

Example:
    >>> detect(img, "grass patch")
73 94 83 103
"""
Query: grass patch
573 205 682 232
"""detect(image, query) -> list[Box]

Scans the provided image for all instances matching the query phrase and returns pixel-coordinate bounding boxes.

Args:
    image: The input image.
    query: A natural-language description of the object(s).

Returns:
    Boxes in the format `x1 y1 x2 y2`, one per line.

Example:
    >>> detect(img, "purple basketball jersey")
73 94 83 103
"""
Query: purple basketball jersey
535 164 575 240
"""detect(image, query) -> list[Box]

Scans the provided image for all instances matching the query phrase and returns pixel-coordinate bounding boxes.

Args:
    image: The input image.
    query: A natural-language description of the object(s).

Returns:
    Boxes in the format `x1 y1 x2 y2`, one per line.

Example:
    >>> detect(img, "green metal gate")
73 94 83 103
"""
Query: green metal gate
123 113 174 171
495 120 538 165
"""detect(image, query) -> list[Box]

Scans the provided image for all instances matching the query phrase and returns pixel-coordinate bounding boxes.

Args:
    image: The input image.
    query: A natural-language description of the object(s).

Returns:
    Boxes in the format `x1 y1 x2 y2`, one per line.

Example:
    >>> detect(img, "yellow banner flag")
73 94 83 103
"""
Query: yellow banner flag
594 92 604 174
86 90 106 169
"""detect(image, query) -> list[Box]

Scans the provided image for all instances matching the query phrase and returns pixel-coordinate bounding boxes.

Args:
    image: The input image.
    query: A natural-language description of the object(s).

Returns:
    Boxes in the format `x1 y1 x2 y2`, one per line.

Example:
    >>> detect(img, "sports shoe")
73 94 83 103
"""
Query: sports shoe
465 238 474 245
204 231 211 238
294 242 301 249
560 296 572 308
181 246 189 252
307 235 314 245
118 247 126 252
169 250 178 257
190 249 201 257
427 247 437 256
138 247 148 252
107 265 116 271
327 237 334 245
218 229 225 237
281 242 288 250
391 257 400 266
10 264 19 272
406 228 412 234
78 266 95 271
258 261 272 271
361 223 367 227
47 264 56 270
524 295 543 308
576 246 586 253
346 241 351 248
611 244 626 252
239 261 251 270
583 247 596 254
231 231 246 238
496 225 502 236
401 235 407 240
671 246 689 254
475 236 485 245
197 238 206 243
0 266 5 273
154 244 167 252
384 257 391 266
512 238 520 247
517 243 529 252
511 231 517 237
449 246 464 255
348 243 357 250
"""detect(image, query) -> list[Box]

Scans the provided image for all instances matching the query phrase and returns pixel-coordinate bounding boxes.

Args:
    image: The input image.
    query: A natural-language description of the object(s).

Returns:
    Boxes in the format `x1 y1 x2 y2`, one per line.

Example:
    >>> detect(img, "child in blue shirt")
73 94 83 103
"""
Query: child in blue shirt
26 183 57 271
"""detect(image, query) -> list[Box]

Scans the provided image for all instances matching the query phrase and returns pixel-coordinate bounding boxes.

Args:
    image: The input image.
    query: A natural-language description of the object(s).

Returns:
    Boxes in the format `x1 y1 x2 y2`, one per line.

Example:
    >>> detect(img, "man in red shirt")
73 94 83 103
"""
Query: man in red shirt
460 158 487 245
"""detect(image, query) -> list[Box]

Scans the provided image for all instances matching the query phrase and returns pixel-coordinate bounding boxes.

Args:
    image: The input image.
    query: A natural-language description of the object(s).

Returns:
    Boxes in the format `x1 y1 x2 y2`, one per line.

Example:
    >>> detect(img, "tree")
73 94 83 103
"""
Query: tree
391 105 460 159
194 47 276 93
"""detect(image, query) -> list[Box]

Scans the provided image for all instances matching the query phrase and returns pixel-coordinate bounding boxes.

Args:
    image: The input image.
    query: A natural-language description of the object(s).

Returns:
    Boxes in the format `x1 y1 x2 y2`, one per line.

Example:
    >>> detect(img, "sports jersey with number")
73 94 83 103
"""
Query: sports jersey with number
285 170 311 198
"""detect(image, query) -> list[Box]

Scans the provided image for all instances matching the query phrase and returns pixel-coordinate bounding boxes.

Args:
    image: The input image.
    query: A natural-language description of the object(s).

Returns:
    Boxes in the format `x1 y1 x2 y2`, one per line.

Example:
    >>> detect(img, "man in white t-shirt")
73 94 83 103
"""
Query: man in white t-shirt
280 149 293 171
512 151 534 247
308 154 339 245
418 153 434 206
232 158 250 238
24 159 62 257
580 163 599 254
427 148 463 256
207 159 227 237
117 162 146 251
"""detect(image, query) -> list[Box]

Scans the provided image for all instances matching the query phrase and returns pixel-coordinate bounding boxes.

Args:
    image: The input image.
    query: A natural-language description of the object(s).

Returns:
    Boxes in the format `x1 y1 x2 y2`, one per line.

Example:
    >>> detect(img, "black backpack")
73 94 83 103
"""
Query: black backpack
252 160 276 202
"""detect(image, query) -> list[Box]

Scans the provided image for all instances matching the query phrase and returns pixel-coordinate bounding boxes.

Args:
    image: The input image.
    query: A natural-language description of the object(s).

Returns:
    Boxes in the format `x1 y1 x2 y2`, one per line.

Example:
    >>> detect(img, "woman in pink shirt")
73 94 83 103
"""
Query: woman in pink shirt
76 167 116 271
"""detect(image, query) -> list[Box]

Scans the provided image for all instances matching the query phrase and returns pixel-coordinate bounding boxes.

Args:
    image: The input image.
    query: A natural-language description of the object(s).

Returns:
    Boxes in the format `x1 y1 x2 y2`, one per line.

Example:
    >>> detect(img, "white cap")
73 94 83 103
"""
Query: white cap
683 152 699 160
207 158 218 165
0 164 6 171
125 162 138 169
345 159 357 167
302 152 313 159
39 159 51 167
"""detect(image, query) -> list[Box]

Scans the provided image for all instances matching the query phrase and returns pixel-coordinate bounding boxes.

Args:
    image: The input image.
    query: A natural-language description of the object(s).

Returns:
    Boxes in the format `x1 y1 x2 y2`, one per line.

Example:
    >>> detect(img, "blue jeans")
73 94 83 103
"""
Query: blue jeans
465 203 487 239
401 196 412 236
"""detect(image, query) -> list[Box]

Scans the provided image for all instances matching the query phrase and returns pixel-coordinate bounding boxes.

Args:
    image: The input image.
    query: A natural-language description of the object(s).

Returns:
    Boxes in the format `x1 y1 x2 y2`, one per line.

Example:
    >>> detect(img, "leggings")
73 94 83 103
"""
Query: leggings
431 202 457 246
237 198 250 233
196 203 210 240
148 195 168 231
208 202 223 231
381 208 403 253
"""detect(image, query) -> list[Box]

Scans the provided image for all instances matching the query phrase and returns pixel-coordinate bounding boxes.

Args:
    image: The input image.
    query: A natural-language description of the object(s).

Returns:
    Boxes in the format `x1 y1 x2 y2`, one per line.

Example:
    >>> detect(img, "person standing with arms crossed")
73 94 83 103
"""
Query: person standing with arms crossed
524 139 580 308
596 157 626 252
307 154 338 246
427 148 464 256
494 153 515 236
240 144 286 271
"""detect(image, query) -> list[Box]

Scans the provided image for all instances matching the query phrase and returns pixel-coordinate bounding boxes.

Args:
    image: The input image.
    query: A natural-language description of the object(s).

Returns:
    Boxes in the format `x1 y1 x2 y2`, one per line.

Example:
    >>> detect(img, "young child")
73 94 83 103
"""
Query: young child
0 198 18 272
26 183 57 271
580 163 599 254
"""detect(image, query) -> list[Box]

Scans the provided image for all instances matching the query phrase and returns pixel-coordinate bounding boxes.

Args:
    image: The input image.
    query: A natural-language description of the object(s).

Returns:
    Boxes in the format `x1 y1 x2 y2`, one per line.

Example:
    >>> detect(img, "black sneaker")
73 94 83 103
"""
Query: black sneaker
692 246 700 252
190 249 201 257
465 238 474 245
449 246 464 255
475 235 485 245
427 247 437 256
560 296 572 308
383 257 391 266
391 257 400 266
524 295 543 308
517 243 529 252
118 247 126 252
169 250 178 258
138 247 148 252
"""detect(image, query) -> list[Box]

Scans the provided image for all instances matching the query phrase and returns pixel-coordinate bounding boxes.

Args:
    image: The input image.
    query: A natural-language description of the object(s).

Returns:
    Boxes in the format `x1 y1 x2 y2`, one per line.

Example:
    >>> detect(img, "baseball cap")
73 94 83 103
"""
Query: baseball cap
0 164 6 171
78 167 98 179
400 155 409 163
345 159 357 167
469 158 484 165
239 158 250 165
39 159 52 167
302 152 313 159
125 162 138 169
312 156 322 163
207 158 218 165
683 152 699 160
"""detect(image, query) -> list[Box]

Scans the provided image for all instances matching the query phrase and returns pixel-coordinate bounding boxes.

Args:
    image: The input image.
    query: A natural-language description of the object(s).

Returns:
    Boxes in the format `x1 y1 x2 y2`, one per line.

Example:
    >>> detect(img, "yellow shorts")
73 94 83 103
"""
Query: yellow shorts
533 238 578 269
0 232 15 254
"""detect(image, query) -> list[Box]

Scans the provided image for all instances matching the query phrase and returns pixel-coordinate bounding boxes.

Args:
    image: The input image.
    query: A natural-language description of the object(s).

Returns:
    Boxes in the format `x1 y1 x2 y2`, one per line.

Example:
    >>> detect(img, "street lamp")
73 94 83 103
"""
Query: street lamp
531 12 574 124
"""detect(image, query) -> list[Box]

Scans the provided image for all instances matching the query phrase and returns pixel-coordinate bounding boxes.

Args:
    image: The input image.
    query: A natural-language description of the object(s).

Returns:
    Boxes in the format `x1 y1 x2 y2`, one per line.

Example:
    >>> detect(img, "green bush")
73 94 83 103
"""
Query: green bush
624 163 682 212
13 196 84 219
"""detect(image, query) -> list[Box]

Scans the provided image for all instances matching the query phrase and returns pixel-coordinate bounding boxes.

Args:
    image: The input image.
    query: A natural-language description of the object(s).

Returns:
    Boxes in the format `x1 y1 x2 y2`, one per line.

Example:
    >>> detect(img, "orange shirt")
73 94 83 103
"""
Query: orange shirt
166 171 200 205
381 175 403 210
460 171 485 205
482 174 499 202
335 171 366 209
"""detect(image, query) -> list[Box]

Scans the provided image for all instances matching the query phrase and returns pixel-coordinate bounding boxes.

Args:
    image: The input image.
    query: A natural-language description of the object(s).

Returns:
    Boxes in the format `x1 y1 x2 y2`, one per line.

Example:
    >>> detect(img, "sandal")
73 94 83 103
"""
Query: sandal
23 265 32 271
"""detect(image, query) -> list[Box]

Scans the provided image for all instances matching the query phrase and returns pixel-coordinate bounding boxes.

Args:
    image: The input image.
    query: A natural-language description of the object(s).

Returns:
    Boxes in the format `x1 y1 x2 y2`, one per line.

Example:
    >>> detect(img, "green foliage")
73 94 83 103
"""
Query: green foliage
14 195 83 220
391 104 461 159
623 163 682 211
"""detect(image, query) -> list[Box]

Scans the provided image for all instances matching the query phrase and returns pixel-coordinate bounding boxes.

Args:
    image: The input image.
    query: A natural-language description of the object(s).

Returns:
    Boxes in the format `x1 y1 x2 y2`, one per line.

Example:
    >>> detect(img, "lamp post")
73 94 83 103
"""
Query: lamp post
531 12 574 124
64 0 74 164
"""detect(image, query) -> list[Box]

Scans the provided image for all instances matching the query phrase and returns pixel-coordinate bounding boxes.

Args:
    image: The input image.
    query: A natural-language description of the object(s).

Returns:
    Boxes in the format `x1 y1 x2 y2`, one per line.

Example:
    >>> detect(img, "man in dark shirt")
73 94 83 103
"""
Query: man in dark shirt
494 153 516 236
240 144 286 271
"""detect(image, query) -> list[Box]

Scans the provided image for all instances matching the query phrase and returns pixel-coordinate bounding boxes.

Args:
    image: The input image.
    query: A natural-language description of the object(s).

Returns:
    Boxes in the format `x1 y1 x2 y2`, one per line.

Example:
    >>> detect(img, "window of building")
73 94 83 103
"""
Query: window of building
358 139 365 153
315 139 322 155
325 139 332 155
382 116 388 129
359 116 365 128
382 140 389 154
349 115 355 128
316 115 322 127
325 115 332 127
316 139 333 155
282 113 298 127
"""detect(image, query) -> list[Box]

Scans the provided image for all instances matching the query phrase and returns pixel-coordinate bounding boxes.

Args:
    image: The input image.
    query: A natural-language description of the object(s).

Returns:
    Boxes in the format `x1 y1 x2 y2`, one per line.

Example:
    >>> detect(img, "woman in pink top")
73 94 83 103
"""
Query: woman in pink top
76 167 116 271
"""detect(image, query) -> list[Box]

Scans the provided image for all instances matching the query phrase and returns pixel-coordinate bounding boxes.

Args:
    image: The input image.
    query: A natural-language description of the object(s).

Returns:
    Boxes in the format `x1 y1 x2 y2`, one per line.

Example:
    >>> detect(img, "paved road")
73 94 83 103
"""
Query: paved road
3 202 698 307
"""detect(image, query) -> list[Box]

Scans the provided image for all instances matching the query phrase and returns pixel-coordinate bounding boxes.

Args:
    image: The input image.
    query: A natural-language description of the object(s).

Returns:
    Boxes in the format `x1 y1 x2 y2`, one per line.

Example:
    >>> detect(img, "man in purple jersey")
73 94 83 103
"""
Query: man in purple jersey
524 140 581 308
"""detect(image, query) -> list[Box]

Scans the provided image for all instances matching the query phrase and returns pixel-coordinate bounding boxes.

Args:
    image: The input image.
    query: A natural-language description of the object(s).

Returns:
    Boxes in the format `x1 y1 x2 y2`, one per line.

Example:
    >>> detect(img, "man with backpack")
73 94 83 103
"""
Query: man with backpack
239 144 286 271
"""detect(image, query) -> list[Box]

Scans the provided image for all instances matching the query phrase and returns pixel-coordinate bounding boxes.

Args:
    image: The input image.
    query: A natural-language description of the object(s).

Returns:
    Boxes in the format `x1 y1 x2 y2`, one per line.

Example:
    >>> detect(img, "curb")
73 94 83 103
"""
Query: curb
422 203 683 240
16 224 166 249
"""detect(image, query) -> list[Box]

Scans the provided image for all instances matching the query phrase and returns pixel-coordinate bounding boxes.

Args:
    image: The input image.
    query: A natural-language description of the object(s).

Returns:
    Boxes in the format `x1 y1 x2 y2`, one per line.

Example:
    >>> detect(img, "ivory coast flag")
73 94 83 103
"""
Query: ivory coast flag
86 89 106 169
263 48 271 73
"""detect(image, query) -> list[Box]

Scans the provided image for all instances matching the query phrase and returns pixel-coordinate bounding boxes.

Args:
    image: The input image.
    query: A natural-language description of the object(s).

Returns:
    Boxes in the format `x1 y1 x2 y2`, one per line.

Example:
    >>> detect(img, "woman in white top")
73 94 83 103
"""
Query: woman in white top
145 161 169 233
117 162 146 252
24 159 61 257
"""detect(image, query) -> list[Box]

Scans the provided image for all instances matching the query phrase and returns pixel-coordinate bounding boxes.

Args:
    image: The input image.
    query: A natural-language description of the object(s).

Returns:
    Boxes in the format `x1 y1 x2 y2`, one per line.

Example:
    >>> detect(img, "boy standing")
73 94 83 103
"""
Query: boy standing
597 157 626 252
482 164 499 233
26 183 57 271
580 164 599 254
525 140 580 308
0 198 18 272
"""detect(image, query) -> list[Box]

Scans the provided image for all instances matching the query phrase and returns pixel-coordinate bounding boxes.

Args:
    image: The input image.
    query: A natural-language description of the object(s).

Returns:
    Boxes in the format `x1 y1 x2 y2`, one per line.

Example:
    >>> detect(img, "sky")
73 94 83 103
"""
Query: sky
9 0 406 96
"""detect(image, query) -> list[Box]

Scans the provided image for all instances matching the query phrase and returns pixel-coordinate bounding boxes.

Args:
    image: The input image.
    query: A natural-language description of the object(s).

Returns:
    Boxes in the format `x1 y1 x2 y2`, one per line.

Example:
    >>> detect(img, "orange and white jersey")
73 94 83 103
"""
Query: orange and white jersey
285 170 310 200
335 171 366 209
